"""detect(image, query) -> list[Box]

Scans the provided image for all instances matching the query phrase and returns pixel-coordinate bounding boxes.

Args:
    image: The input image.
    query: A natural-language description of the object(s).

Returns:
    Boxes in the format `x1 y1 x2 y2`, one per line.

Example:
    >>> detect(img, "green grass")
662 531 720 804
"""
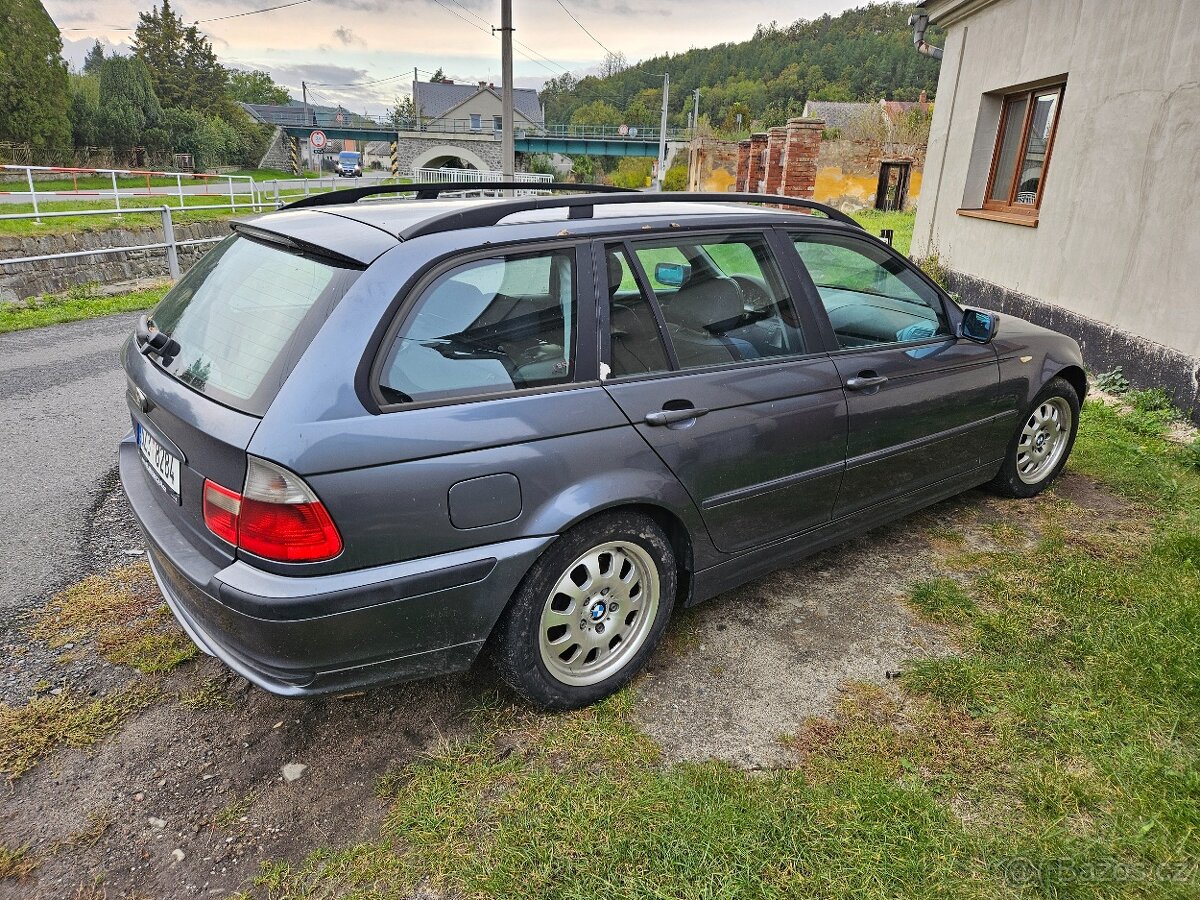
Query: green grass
851 208 916 257
249 399 1200 898
0 283 168 334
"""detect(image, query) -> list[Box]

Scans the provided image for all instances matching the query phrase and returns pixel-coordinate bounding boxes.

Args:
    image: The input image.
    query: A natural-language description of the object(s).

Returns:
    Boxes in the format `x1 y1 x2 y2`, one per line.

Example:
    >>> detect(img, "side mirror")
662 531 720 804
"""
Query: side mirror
654 262 691 287
959 308 998 343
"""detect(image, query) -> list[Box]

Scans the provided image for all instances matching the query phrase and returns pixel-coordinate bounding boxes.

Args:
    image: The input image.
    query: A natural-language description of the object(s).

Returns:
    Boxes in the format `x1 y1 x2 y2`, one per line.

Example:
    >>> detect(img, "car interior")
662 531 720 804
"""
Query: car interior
379 251 576 403
608 238 806 376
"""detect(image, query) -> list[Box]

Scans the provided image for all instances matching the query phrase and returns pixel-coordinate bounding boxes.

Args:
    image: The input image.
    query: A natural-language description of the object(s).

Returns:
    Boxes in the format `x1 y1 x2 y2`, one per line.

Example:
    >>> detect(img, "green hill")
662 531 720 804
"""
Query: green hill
541 2 943 133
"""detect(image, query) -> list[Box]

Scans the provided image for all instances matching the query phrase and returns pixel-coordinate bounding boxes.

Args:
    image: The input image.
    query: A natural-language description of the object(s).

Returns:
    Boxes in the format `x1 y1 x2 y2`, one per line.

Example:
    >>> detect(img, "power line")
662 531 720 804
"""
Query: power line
553 0 616 57
198 0 314 24
64 0 315 32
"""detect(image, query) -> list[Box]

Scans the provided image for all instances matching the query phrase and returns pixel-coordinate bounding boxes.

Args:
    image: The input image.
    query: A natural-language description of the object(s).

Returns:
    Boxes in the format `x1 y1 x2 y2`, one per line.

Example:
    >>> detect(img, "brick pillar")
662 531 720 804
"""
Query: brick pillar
780 117 824 199
747 132 768 193
735 140 751 192
763 127 786 195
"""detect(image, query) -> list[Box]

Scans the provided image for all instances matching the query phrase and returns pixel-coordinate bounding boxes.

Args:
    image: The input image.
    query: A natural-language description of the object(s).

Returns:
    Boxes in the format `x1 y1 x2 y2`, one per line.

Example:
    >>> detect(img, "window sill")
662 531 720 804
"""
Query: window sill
956 208 1039 227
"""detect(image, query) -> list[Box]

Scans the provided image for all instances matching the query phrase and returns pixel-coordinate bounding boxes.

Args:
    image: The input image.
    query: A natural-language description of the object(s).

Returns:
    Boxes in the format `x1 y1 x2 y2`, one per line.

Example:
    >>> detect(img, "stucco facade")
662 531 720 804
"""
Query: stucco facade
912 0 1200 412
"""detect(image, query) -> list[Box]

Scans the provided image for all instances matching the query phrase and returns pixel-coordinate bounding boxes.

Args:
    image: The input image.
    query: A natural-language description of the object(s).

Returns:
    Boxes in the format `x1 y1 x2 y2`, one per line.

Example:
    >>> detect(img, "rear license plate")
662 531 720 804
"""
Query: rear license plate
137 423 181 500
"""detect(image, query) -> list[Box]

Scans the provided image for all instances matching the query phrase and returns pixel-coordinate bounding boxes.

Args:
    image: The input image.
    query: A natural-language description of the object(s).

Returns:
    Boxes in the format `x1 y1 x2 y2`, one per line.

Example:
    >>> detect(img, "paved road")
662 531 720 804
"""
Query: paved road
0 313 141 612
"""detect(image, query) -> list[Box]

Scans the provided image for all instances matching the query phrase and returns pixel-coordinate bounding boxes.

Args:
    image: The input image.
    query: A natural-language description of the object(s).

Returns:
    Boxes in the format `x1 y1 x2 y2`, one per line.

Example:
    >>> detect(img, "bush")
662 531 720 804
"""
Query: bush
663 162 688 191
610 157 652 189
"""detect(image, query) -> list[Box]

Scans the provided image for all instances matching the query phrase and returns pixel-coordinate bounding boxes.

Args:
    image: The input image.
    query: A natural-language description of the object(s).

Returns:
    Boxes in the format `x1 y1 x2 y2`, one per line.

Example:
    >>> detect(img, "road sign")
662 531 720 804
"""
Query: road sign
309 130 327 150
628 127 638 137
334 112 345 124
618 124 629 136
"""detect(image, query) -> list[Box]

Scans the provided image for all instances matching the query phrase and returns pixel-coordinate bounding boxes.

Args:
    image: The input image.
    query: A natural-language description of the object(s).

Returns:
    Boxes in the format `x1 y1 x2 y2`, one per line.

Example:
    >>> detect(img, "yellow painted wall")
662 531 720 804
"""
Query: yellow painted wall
814 166 923 208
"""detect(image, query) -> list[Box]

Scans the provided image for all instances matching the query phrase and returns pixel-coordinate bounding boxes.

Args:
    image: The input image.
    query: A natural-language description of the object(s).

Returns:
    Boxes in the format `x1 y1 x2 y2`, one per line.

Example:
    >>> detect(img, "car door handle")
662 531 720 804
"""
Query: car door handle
845 374 889 391
644 407 709 426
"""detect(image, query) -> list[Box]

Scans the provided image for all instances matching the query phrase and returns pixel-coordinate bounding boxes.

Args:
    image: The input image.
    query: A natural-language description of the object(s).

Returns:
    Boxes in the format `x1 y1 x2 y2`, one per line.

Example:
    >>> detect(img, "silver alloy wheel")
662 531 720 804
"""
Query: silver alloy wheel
1016 396 1073 485
537 540 661 687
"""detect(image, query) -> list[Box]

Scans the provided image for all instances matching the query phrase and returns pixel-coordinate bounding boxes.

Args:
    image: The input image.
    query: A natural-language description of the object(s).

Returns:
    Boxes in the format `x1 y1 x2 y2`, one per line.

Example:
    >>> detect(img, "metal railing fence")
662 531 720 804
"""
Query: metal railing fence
0 168 553 289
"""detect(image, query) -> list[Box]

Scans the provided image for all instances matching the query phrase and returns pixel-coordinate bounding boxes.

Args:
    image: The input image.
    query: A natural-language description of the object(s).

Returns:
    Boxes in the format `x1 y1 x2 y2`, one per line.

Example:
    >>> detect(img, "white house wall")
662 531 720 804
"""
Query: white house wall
913 0 1200 361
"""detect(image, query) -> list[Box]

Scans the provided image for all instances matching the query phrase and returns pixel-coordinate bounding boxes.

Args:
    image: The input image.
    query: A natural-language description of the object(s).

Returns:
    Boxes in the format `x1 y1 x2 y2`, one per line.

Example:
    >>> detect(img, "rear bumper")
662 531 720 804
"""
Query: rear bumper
120 438 552 696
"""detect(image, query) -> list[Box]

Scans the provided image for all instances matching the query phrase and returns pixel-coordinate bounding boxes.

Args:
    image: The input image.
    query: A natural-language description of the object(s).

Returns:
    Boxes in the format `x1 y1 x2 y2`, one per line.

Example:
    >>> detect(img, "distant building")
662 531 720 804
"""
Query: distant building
910 0 1200 418
414 80 544 133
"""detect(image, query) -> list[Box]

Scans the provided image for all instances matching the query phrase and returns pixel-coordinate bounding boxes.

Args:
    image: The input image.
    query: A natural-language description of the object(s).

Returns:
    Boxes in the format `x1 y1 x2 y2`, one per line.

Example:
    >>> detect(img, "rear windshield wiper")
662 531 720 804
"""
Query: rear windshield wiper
136 314 181 367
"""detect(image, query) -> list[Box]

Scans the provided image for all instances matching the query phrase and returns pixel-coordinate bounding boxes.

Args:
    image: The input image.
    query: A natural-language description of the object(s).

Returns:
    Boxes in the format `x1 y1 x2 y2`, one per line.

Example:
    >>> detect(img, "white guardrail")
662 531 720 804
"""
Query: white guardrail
0 166 558 286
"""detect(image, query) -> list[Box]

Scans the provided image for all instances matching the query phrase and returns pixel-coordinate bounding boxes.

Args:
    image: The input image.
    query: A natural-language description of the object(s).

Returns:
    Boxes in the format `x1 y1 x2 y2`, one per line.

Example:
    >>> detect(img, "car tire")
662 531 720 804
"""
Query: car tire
490 511 677 711
988 376 1080 498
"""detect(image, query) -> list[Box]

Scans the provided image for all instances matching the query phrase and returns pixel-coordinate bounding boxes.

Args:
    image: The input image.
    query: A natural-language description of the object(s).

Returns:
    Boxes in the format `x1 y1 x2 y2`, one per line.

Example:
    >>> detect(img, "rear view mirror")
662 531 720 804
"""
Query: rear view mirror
654 262 691 287
959 308 998 343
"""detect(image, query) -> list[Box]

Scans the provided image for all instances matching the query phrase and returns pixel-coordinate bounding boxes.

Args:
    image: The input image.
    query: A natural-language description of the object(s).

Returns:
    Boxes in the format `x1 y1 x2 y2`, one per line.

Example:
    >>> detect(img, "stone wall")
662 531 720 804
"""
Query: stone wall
815 139 925 211
0 220 231 301
258 127 291 171
731 118 924 210
736 119 822 201
686 139 740 192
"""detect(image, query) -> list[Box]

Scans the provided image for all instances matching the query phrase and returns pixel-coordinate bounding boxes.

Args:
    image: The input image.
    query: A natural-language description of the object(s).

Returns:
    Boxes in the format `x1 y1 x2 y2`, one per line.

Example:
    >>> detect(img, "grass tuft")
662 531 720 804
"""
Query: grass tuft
0 845 38 881
31 562 196 674
0 683 158 781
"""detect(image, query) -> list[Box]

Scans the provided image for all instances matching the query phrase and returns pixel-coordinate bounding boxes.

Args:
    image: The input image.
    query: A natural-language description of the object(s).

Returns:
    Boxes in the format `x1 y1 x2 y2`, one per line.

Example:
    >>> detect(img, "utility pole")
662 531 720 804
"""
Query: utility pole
653 72 669 191
301 81 310 174
496 0 515 194
692 88 700 135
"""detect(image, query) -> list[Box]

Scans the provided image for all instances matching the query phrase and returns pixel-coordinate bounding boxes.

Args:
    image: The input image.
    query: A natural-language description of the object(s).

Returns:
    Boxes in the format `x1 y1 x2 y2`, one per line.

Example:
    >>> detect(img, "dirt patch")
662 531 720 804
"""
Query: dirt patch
633 502 960 769
1049 471 1135 517
1 666 474 899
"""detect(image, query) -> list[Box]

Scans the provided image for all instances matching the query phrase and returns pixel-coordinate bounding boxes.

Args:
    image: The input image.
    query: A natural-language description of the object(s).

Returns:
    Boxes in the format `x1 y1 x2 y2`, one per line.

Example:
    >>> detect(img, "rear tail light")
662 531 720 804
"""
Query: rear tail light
202 458 343 563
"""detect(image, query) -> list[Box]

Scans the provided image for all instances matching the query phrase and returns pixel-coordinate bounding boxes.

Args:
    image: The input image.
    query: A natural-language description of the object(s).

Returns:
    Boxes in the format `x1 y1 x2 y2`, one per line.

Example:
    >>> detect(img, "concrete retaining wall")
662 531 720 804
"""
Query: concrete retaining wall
0 220 231 301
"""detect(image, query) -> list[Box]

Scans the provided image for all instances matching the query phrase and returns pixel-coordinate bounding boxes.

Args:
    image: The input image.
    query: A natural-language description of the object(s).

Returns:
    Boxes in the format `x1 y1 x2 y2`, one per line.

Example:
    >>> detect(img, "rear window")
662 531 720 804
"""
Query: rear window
148 235 358 415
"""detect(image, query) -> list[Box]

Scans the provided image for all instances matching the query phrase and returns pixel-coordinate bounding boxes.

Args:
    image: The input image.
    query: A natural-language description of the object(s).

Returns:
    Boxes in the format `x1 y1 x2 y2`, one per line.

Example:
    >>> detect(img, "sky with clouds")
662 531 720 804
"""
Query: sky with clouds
49 0 867 114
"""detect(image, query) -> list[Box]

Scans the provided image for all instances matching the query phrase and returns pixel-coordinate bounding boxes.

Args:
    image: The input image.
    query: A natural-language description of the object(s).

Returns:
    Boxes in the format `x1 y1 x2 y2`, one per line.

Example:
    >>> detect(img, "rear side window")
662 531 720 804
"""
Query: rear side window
378 248 576 405
627 233 806 371
149 235 357 415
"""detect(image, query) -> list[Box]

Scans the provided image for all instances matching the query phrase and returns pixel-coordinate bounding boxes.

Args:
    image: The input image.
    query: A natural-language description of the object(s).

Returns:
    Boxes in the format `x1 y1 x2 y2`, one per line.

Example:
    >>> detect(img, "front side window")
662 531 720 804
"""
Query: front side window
626 234 805 371
985 83 1064 213
378 249 576 404
792 234 950 349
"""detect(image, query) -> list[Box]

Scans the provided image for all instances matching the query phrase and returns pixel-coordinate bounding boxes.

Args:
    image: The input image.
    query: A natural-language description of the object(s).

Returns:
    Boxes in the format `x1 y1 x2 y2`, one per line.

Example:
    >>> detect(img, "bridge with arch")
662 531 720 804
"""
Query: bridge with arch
247 105 687 170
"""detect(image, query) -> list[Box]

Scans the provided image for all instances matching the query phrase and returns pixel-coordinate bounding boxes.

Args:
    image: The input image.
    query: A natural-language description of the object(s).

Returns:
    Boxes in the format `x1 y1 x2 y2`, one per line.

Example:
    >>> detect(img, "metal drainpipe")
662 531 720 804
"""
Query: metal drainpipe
909 11 944 59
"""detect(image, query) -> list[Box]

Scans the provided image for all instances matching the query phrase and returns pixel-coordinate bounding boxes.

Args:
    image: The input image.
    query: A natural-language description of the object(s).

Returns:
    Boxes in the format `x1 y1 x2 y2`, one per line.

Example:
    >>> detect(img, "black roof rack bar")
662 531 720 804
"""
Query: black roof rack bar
397 190 864 240
281 181 632 209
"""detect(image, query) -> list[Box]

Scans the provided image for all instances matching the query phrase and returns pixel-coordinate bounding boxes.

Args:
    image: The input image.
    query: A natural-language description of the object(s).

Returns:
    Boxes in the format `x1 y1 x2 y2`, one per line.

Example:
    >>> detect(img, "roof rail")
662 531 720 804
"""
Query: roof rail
397 190 865 239
280 181 865 236
282 181 632 209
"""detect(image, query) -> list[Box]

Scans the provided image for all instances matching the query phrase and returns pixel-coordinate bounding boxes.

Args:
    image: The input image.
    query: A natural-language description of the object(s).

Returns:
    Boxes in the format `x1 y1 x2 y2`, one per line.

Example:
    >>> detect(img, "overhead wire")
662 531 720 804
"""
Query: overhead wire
64 0 315 32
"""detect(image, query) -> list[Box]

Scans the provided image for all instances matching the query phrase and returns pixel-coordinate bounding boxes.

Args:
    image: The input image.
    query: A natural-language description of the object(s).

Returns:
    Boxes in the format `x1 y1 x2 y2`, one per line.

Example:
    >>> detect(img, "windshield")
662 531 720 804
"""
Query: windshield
339 152 359 165
148 235 358 415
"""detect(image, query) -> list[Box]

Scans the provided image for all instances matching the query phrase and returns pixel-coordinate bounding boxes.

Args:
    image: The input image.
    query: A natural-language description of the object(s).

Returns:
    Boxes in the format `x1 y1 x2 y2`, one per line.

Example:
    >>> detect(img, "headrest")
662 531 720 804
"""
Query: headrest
670 278 743 330
607 253 624 293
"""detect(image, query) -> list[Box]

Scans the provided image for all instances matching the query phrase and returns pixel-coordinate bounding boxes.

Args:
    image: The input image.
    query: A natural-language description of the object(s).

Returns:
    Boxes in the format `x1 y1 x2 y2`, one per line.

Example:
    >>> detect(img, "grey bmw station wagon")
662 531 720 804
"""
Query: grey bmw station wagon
121 183 1086 710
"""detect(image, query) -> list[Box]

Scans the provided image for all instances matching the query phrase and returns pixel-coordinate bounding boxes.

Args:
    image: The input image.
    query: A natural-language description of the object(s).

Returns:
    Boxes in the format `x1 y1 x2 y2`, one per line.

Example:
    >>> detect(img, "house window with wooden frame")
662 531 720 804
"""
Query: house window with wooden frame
984 83 1065 216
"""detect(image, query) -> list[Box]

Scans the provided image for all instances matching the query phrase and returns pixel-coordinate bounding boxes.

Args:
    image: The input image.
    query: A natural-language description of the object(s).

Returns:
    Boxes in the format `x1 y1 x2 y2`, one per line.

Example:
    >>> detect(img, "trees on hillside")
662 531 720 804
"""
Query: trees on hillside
543 3 942 134
0 0 71 152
